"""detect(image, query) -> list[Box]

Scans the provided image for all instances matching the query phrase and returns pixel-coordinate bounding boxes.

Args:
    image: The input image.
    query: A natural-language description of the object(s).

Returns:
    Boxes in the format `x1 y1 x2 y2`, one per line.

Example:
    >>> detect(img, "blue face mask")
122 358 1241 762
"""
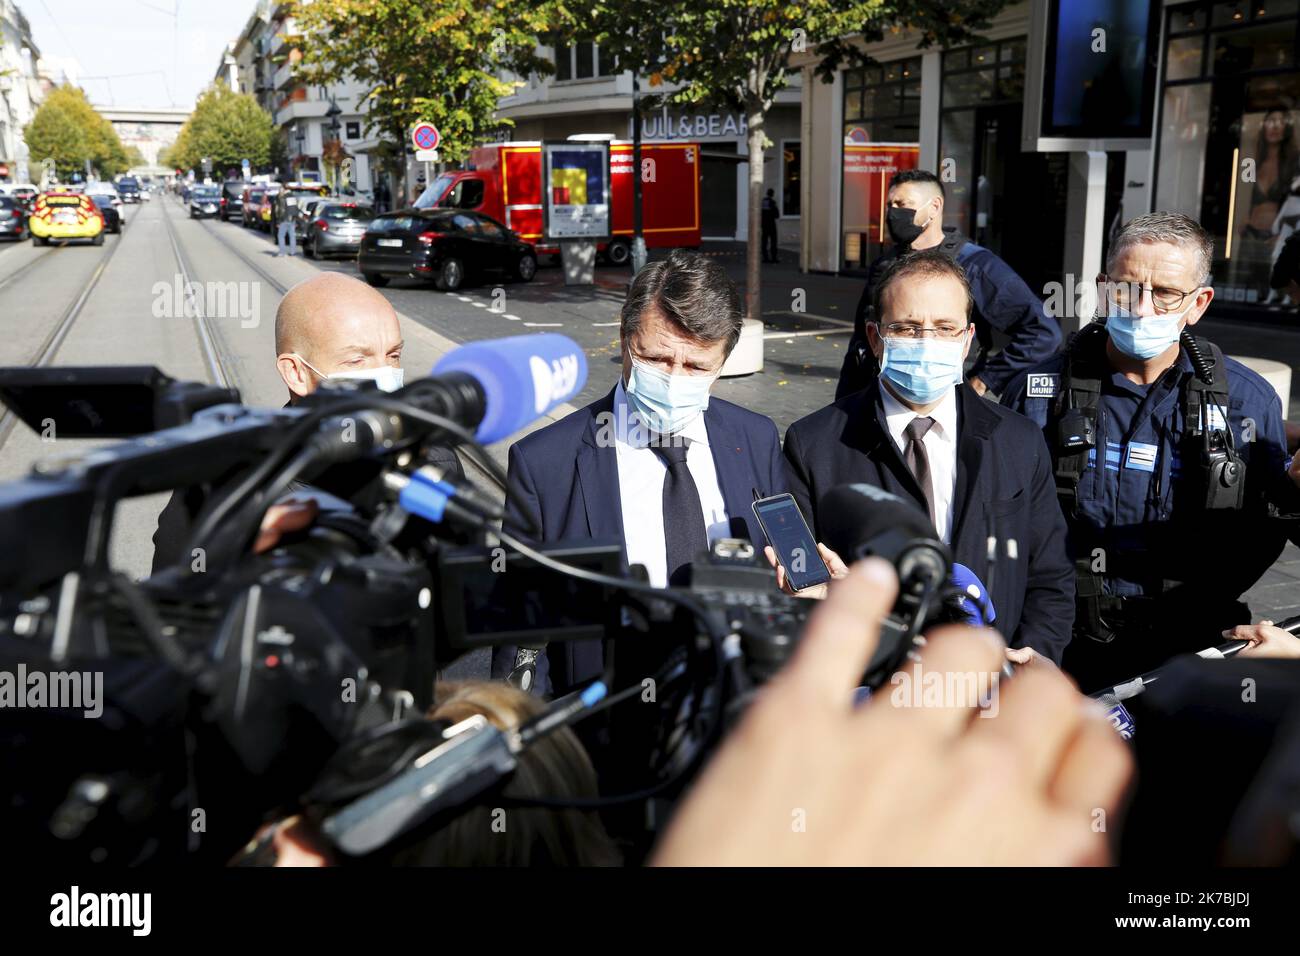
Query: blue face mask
625 356 716 435
878 336 966 405
1106 305 1188 360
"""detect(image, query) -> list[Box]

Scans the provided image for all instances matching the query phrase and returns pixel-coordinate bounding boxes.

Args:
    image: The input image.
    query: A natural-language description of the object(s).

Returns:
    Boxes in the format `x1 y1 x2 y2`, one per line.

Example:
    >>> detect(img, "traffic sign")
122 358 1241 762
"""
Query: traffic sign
415 149 439 162
411 123 440 152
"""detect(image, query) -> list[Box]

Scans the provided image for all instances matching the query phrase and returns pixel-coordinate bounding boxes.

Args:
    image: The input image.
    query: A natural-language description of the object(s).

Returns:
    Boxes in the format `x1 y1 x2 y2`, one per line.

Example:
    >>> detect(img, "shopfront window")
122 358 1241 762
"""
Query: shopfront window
936 36 1064 292
840 57 921 272
1156 1 1300 309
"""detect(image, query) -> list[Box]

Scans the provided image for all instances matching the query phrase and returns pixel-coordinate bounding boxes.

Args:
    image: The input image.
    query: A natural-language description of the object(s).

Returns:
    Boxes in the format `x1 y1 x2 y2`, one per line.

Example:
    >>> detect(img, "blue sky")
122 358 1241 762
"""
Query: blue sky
21 0 254 109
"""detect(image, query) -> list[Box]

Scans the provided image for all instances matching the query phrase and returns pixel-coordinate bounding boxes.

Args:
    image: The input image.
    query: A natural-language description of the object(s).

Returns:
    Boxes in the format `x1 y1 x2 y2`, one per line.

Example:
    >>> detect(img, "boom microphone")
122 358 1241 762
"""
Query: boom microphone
431 334 587 444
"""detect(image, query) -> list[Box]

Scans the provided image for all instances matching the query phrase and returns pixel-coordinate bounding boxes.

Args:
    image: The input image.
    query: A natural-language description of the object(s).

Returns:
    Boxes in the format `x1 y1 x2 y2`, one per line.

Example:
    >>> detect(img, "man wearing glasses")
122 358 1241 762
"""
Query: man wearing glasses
784 249 1075 666
1002 212 1300 693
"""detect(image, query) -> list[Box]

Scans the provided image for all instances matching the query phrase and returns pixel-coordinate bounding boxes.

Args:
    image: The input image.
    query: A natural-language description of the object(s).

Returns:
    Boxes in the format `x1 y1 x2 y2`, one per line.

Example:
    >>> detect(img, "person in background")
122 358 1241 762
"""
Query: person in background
761 187 780 263
836 169 1063 401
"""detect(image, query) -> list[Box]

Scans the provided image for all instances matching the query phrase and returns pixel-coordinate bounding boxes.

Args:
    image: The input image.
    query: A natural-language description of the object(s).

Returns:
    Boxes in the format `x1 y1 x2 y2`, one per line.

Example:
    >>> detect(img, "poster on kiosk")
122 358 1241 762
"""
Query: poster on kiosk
543 140 610 284
542 141 611 242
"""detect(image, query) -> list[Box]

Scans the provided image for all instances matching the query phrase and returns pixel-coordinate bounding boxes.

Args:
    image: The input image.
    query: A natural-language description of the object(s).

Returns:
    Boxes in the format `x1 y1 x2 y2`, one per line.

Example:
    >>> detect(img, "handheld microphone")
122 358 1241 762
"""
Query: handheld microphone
431 334 587 444
306 333 589 464
818 483 953 686
1089 638 1254 740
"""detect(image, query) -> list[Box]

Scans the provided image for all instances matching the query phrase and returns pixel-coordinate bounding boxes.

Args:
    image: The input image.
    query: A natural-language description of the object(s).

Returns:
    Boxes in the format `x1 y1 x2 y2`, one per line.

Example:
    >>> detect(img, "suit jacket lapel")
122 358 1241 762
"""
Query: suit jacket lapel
578 389 625 542
950 384 998 545
703 403 759 540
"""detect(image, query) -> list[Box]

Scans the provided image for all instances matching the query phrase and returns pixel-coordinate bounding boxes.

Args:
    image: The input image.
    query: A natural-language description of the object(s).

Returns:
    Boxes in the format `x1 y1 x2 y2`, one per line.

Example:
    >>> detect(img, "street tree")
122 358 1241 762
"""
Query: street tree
576 0 1007 321
296 0 561 200
169 86 277 176
23 84 131 180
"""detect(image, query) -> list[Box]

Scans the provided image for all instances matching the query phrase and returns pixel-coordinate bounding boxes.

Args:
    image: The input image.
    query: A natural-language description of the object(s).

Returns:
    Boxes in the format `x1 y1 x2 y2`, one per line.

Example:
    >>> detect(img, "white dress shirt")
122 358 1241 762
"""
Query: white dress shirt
880 382 959 543
612 381 731 588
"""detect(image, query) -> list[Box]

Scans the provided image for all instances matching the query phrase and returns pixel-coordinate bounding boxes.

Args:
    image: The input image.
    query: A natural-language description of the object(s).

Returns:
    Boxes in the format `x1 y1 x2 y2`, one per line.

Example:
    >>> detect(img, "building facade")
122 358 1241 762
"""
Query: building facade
794 0 1298 326
215 1 375 194
0 0 42 184
495 40 803 244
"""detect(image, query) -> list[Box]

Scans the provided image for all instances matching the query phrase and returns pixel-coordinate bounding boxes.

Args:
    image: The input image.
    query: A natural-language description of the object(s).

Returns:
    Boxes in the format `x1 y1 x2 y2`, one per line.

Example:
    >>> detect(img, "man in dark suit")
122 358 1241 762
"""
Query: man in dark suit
784 249 1074 664
492 249 789 695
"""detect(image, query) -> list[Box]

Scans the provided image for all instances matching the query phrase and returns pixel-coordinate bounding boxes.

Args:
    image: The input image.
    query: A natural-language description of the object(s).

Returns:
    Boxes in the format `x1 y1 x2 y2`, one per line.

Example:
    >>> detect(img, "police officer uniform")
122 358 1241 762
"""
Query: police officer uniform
836 231 1064 400
1002 322 1297 693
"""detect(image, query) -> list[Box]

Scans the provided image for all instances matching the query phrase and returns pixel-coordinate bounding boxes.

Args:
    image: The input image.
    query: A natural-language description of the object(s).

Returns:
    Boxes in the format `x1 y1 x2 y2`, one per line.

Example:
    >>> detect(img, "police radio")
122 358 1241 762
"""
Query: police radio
1182 331 1247 511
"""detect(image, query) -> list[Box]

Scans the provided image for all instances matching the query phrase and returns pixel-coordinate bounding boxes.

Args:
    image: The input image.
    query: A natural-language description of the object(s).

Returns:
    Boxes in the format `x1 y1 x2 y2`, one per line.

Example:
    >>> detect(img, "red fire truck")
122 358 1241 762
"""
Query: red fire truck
417 140 702 264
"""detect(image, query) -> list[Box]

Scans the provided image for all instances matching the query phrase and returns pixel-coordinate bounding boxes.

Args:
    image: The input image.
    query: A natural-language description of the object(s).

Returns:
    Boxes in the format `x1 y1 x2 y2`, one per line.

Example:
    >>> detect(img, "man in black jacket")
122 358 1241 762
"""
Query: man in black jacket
836 169 1062 400
785 250 1074 663
151 272 463 572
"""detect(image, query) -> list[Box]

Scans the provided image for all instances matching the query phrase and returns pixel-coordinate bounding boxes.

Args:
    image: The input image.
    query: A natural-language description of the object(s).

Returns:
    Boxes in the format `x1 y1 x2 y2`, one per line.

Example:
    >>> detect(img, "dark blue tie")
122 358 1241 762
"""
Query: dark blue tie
649 436 708 586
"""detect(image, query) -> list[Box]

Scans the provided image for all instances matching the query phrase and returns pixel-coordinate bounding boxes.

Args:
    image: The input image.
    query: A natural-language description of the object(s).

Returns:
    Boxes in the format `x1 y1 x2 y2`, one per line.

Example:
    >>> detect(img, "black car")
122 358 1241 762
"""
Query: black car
220 181 245 221
0 195 28 241
117 177 141 203
189 186 222 219
358 209 536 290
303 202 374 259
89 194 122 234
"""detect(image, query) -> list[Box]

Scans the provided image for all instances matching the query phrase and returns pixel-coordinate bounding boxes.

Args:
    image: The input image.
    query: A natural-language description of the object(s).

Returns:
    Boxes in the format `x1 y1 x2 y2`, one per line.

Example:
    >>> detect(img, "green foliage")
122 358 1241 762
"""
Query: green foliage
296 0 562 165
23 85 132 179
169 85 277 174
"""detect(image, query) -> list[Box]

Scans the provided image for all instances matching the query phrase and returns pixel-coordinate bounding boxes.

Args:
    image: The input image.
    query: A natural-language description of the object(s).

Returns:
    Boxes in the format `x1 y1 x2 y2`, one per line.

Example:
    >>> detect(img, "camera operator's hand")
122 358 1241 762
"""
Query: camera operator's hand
1229 620 1300 659
651 558 1132 866
764 543 849 599
253 498 319 554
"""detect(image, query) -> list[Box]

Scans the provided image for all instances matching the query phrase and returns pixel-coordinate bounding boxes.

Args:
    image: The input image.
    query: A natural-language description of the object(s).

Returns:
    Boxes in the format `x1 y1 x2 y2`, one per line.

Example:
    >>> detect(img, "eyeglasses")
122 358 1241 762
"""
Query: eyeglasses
1100 275 1201 314
879 323 968 340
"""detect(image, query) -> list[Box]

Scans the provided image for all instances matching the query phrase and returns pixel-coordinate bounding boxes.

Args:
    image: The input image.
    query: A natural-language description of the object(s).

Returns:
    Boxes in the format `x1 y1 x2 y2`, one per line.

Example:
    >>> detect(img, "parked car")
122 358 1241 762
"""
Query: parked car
358 209 536 290
303 202 374 259
189 185 222 219
0 195 29 241
240 185 265 227
220 181 245 221
0 183 39 214
88 193 123 234
116 176 142 203
28 191 105 246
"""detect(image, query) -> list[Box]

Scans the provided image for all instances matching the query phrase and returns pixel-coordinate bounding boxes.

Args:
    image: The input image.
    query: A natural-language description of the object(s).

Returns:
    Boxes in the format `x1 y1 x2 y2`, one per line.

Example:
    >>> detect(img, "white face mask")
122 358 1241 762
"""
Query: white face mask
299 356 404 392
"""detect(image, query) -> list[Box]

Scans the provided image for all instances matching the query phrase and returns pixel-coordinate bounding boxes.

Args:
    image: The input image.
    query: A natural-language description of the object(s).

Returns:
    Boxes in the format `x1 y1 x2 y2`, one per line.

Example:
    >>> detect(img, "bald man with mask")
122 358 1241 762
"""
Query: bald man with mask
150 272 463 571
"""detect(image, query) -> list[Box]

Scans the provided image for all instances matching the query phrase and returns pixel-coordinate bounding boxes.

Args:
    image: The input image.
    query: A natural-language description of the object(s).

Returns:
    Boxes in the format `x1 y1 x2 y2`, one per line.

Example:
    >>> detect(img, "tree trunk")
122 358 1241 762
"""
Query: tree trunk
745 105 766 325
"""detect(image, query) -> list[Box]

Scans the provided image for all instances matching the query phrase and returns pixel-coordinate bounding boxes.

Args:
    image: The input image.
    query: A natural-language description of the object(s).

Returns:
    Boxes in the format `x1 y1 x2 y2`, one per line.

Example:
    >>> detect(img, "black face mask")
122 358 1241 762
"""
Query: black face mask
886 206 931 246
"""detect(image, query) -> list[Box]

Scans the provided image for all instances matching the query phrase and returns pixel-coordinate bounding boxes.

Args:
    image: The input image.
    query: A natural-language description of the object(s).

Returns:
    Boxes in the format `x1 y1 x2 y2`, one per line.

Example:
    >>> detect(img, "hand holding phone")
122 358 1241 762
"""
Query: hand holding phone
752 493 832 592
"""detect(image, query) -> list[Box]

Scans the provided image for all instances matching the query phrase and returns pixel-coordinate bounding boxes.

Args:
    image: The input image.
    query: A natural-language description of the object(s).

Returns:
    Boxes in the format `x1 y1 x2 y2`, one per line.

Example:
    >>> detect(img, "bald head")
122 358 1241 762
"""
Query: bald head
274 272 404 399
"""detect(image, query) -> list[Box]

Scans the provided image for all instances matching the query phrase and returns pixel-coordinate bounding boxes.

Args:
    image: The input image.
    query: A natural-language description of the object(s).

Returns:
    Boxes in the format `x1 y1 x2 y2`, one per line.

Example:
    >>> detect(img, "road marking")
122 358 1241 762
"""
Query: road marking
763 328 853 340
524 322 562 327
471 301 486 307
592 321 620 327
502 313 522 321
456 295 472 302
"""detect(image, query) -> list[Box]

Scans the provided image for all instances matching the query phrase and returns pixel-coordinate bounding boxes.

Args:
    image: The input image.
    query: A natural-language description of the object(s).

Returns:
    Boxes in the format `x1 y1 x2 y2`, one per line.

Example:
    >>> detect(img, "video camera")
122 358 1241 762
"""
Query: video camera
0 339 967 865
